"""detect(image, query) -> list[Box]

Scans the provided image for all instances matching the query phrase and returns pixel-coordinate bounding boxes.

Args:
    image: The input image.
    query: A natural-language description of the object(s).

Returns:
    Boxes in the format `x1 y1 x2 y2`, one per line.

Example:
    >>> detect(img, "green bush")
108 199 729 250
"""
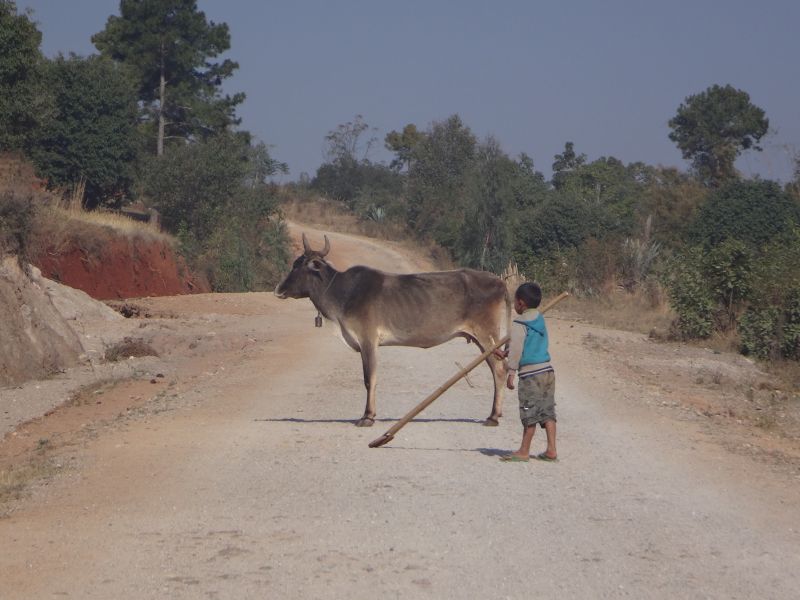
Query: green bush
665 248 715 338
739 288 800 360
782 287 800 360
689 180 799 249
201 218 289 292
705 239 753 330
735 228 800 360
739 306 780 359
139 134 289 292
520 247 578 295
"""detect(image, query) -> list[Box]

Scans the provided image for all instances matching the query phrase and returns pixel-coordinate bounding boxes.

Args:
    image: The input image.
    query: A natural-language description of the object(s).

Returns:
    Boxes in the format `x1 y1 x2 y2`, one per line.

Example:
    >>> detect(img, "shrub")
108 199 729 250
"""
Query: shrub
739 288 800 360
139 134 289 292
664 248 715 339
689 179 799 249
705 239 753 330
739 306 780 359
619 237 661 291
575 237 621 295
520 246 578 295
201 218 289 292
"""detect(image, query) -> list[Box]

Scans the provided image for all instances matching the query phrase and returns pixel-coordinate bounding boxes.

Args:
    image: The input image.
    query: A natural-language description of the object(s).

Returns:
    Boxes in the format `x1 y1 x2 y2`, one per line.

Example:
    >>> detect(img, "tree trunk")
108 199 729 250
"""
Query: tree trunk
157 41 166 156
157 72 166 156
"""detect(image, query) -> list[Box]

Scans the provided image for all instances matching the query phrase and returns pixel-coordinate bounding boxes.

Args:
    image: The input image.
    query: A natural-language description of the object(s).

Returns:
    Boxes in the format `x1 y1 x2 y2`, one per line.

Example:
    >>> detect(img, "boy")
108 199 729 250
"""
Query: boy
498 282 557 462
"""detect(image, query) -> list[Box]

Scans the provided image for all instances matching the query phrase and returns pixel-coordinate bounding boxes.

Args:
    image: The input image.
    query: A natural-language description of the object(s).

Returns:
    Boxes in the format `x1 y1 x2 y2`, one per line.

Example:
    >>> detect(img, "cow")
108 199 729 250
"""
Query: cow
274 233 511 427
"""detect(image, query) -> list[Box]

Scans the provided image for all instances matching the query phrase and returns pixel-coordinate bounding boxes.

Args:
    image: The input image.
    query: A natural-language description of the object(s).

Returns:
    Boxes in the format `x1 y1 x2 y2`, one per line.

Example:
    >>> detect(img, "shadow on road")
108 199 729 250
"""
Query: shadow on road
358 445 510 456
253 417 486 425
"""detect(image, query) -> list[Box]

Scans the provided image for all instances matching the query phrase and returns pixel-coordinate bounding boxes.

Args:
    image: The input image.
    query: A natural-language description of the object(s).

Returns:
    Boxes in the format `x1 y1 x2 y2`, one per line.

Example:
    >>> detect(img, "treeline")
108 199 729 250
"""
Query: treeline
307 101 800 361
0 0 288 291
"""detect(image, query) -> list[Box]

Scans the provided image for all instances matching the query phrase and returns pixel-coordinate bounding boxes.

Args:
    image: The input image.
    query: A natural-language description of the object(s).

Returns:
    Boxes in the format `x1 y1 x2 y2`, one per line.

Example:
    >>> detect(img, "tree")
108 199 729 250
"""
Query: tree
323 114 376 164
406 114 476 246
548 155 646 240
457 137 516 271
92 0 244 155
385 123 424 172
638 167 708 248
27 54 139 208
312 115 404 219
688 179 800 250
140 132 258 236
668 84 769 186
551 141 586 190
0 1 50 152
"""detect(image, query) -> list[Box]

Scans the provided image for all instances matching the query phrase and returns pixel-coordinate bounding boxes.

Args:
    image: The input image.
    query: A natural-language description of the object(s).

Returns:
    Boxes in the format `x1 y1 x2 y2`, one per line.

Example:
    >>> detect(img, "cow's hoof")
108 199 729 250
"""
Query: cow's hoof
483 416 500 427
356 417 375 427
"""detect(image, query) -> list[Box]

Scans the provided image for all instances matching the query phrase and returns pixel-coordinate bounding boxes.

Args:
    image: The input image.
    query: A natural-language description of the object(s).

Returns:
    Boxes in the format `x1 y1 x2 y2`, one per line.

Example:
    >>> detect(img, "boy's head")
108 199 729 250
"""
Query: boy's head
514 282 542 313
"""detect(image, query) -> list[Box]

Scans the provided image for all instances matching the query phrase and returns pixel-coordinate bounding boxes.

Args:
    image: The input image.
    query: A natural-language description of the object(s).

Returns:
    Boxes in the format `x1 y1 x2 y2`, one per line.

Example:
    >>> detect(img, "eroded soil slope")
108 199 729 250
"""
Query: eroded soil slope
36 235 208 300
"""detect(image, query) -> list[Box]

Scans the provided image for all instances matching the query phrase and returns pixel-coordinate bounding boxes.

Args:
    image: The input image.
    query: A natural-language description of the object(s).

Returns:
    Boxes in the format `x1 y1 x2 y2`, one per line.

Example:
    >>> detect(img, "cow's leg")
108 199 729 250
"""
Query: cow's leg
472 332 505 426
356 341 378 427
484 351 505 426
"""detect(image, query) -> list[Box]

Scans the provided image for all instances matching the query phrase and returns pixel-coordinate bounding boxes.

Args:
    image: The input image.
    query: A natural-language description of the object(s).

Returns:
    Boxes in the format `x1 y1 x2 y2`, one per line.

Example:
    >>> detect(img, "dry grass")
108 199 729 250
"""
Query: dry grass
559 286 676 336
66 379 119 406
0 443 60 510
43 205 170 243
764 359 800 397
702 329 743 355
280 194 406 240
280 192 454 270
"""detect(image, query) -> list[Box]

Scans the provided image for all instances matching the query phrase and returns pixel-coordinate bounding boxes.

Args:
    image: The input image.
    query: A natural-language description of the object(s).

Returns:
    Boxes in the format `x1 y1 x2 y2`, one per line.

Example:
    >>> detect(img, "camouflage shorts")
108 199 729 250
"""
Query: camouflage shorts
517 370 556 428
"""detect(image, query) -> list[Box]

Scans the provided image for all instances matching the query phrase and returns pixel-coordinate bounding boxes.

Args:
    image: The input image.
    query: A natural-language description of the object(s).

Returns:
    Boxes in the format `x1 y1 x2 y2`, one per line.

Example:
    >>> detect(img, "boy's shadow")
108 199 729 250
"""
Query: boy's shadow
477 447 508 457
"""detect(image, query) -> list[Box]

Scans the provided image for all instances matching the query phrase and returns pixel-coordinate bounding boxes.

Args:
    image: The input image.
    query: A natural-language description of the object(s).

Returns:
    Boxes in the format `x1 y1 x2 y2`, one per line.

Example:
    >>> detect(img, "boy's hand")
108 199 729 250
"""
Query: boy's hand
493 348 508 359
506 372 515 390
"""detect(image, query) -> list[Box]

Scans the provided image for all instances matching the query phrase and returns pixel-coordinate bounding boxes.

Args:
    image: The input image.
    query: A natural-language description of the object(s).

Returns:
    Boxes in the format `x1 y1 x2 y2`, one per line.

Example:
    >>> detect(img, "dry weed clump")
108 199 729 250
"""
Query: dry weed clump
104 337 159 362
0 458 58 510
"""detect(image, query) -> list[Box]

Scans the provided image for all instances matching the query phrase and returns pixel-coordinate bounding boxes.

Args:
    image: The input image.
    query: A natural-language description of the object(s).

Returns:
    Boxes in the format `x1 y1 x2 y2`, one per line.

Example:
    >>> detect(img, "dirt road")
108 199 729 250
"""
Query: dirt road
2 228 799 599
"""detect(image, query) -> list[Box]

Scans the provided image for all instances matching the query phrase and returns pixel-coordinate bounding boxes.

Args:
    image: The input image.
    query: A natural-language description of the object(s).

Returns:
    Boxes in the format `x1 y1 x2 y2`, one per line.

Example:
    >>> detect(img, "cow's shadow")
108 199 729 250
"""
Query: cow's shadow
367 446 509 457
254 417 485 424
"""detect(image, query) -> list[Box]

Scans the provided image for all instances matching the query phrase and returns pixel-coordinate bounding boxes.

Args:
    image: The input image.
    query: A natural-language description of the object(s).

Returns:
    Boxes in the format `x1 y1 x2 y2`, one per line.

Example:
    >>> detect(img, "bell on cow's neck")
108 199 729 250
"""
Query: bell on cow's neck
315 312 323 328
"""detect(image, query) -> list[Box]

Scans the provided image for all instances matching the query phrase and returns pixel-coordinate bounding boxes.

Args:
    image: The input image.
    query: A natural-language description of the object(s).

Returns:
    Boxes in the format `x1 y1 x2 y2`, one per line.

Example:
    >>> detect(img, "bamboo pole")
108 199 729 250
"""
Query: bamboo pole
369 291 569 448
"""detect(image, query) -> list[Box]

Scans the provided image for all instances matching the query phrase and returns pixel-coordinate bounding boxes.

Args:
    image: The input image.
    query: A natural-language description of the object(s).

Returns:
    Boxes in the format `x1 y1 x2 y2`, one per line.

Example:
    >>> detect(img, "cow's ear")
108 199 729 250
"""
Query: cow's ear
308 258 324 272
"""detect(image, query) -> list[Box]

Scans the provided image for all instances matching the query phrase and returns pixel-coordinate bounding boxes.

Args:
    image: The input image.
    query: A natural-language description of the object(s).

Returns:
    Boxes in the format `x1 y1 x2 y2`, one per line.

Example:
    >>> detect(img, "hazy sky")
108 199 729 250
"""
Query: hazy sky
18 1 800 182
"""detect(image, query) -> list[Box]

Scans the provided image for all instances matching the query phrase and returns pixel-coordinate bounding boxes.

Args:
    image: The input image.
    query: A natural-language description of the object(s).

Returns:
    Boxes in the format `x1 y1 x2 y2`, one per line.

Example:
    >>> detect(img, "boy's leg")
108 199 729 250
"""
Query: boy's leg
505 424 535 459
542 420 557 459
519 424 536 456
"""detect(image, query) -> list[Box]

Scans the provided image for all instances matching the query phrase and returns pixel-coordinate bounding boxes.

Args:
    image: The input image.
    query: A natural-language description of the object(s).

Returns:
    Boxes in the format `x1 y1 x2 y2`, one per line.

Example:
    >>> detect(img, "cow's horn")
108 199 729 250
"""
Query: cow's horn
302 232 311 255
321 235 330 257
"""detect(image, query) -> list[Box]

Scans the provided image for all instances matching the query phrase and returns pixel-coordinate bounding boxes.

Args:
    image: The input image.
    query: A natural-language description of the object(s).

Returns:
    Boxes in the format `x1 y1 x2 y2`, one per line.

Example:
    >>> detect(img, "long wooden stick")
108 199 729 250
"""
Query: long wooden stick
369 291 569 448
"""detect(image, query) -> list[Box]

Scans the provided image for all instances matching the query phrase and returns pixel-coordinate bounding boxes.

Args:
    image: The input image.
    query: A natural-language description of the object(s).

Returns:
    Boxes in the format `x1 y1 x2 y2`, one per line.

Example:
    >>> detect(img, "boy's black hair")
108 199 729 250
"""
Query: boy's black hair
515 282 542 309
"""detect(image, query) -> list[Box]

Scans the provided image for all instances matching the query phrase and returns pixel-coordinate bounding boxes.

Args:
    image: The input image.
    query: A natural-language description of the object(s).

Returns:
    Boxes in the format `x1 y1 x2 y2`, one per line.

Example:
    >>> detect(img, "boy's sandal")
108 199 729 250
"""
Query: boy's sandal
535 452 558 462
499 454 529 462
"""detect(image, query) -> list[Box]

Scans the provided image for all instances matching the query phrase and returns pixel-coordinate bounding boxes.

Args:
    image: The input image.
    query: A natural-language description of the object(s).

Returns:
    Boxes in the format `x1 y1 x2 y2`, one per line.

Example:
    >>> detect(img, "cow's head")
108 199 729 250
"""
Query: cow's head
274 233 331 299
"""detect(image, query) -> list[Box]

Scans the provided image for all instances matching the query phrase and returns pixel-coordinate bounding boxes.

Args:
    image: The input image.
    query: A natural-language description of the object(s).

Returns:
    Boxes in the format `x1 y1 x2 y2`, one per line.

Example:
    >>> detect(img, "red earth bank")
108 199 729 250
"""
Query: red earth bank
35 237 209 300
